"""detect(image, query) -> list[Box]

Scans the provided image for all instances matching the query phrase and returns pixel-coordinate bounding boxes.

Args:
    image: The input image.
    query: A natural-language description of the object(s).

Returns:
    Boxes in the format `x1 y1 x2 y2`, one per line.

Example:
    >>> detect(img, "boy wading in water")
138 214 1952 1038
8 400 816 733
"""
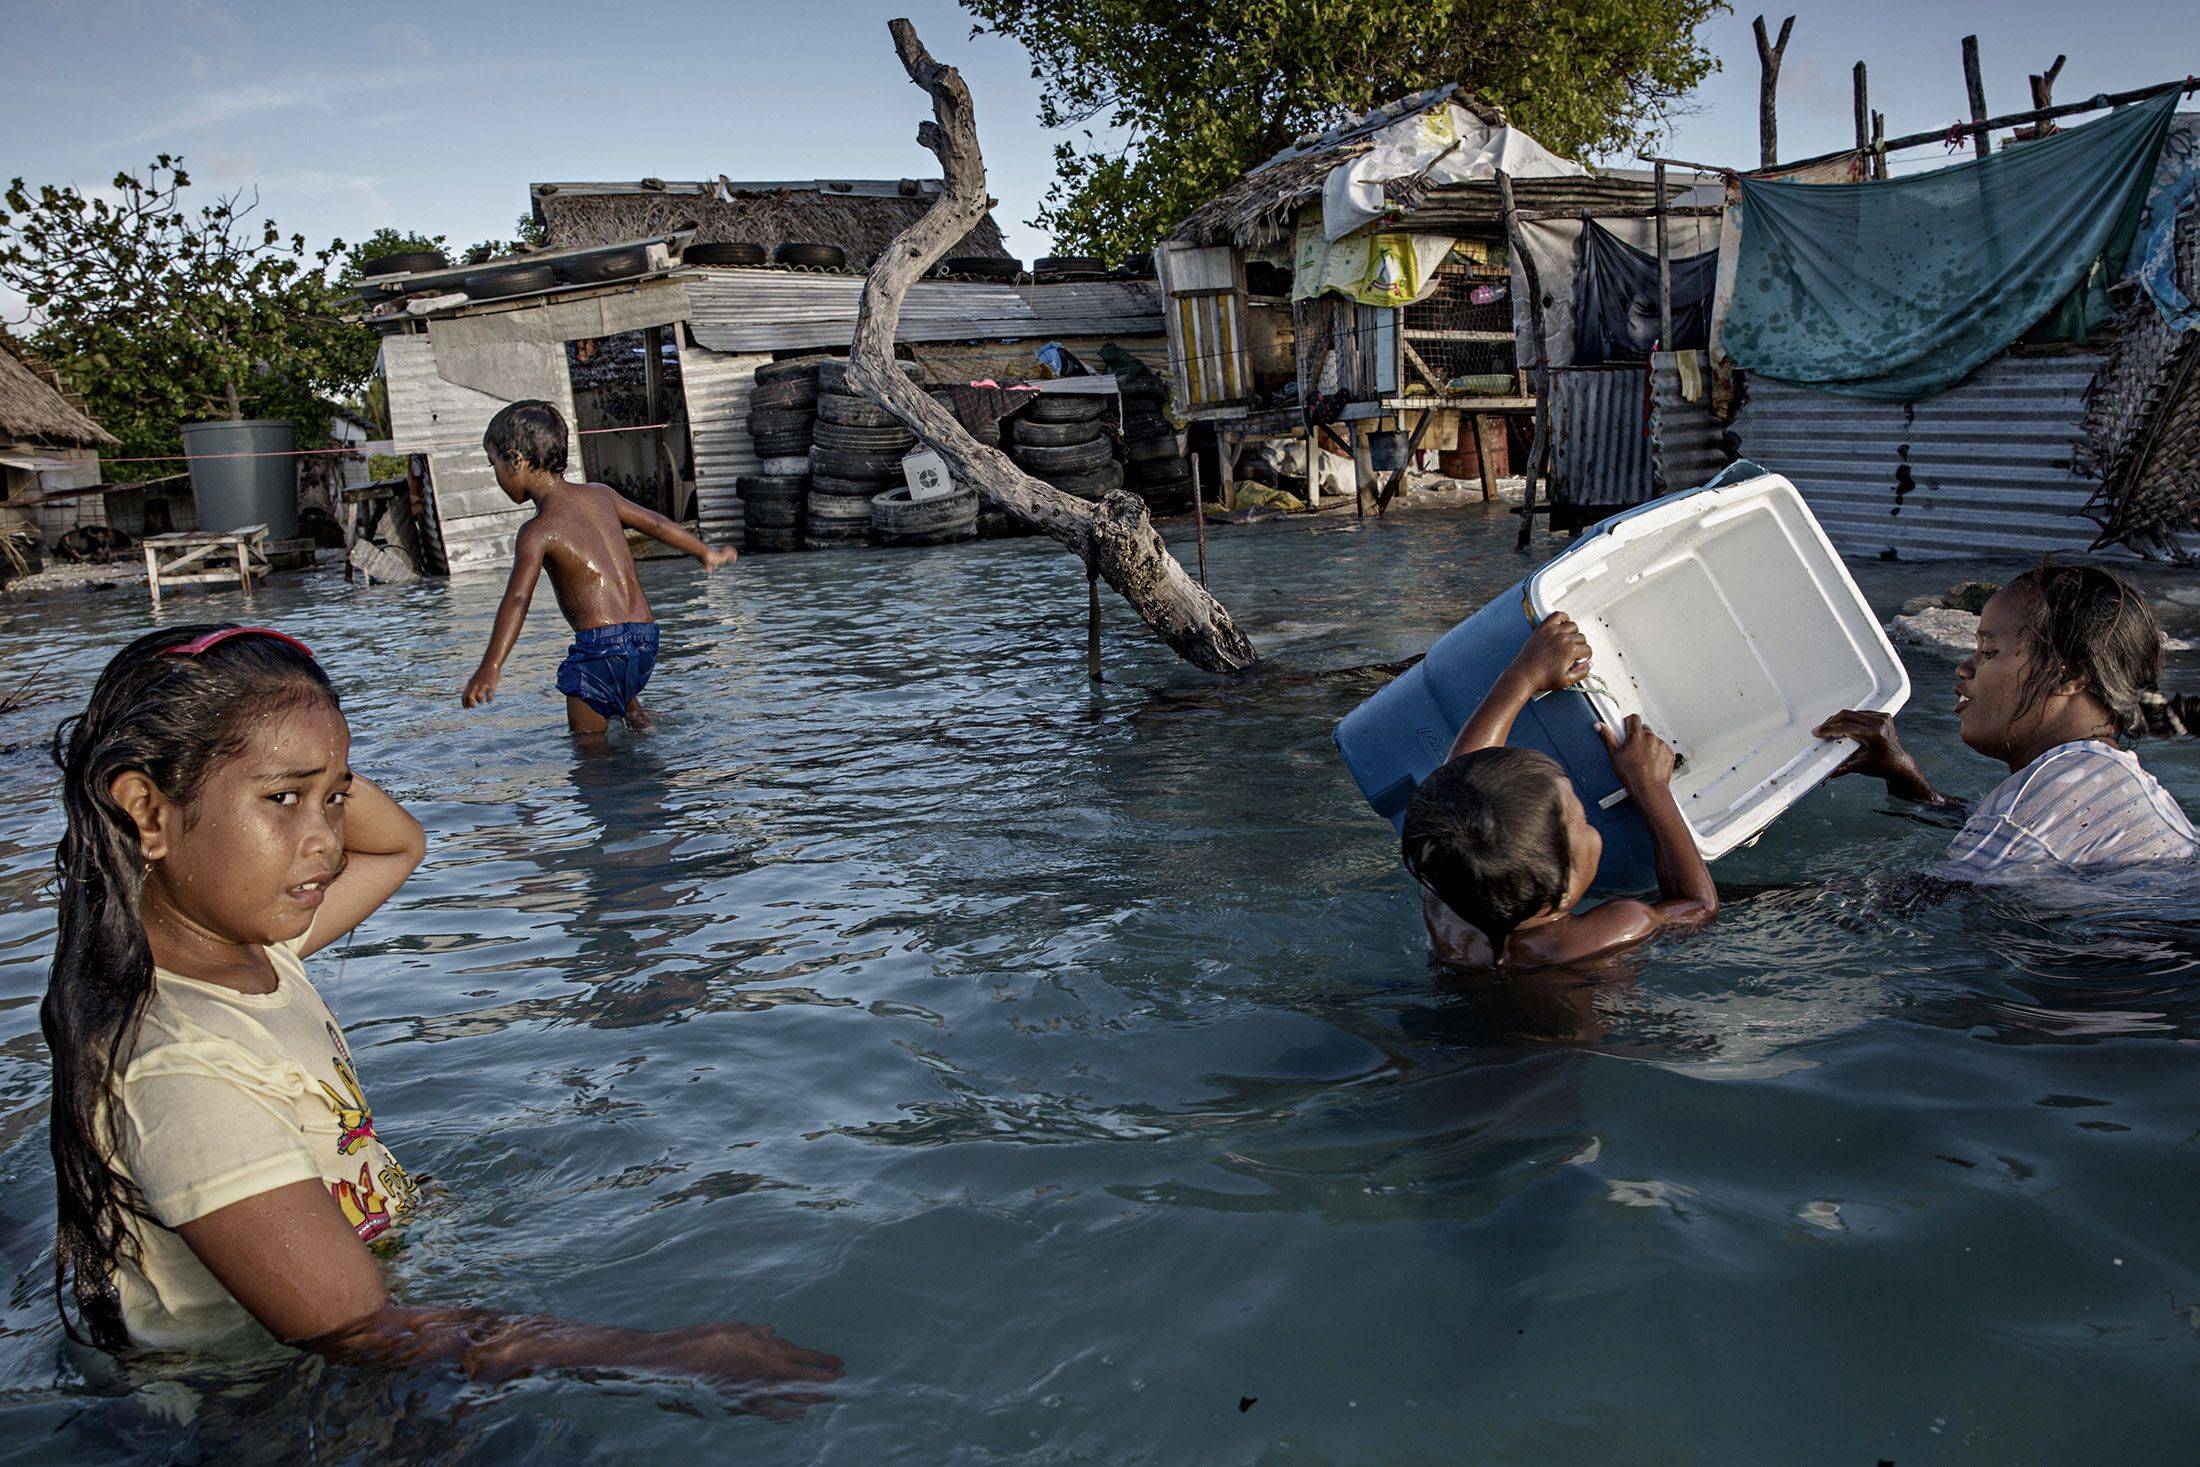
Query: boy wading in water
462 400 735 736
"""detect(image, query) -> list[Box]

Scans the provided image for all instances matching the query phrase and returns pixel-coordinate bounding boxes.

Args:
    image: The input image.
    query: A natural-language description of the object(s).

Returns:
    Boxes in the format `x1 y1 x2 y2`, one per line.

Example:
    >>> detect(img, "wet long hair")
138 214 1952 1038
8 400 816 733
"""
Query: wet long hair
44 624 336 1350
1402 747 1574 959
2006 563 2200 739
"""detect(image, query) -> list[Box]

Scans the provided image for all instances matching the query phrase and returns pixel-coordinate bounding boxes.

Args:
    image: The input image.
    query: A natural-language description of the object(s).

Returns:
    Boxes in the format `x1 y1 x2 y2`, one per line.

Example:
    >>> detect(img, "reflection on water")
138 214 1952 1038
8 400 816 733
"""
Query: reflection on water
0 505 2196 1463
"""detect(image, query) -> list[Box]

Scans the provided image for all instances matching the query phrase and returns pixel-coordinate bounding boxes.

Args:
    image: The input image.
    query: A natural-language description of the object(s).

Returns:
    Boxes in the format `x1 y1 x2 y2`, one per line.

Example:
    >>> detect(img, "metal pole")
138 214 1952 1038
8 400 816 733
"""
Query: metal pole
1654 161 1674 354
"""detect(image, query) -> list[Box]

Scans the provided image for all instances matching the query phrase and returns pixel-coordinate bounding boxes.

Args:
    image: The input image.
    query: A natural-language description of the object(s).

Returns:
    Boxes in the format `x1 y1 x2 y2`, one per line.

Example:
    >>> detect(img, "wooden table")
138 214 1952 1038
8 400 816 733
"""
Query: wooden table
142 524 270 608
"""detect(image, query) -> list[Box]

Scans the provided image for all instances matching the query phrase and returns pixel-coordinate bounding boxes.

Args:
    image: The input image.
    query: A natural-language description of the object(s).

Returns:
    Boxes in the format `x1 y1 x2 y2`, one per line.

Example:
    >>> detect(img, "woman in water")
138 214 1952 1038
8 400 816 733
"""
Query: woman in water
43 624 839 1404
1815 563 2200 877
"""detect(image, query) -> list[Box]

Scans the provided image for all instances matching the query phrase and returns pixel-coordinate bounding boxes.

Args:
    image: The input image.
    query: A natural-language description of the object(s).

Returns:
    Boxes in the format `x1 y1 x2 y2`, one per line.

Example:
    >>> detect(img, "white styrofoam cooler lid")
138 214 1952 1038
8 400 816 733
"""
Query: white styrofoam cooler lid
1526 473 1909 859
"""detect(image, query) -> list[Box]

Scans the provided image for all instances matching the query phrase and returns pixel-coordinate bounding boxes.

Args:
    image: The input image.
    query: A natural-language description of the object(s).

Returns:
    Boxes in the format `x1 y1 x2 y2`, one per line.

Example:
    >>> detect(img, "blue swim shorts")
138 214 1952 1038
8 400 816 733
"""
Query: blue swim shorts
555 622 660 720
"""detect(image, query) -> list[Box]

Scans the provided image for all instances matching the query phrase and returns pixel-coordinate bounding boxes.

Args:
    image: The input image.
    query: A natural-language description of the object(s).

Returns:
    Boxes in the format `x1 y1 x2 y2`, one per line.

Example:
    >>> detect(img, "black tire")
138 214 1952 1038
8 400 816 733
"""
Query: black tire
815 393 907 429
737 472 809 497
814 359 924 394
1034 255 1106 274
464 264 557 300
560 246 649 284
811 445 908 481
750 384 818 414
1046 461 1127 501
1011 417 1107 449
813 427 916 458
1023 393 1110 424
746 526 803 552
752 433 814 458
755 358 825 387
747 408 816 436
810 474 890 499
1012 435 1116 474
871 484 978 536
774 242 846 269
688 241 768 266
1125 433 1183 464
363 248 448 278
941 255 1021 278
745 499 803 529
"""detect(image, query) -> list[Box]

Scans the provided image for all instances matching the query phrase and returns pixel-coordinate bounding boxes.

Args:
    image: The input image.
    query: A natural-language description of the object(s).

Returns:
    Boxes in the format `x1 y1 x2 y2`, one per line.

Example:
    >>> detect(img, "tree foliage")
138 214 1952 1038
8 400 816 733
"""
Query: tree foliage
0 157 372 465
963 0 1726 261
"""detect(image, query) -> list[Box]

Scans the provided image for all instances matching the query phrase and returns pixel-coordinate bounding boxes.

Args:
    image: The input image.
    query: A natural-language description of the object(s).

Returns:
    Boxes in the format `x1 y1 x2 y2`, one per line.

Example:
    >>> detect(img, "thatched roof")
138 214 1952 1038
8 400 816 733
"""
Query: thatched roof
0 327 114 449
532 178 1011 261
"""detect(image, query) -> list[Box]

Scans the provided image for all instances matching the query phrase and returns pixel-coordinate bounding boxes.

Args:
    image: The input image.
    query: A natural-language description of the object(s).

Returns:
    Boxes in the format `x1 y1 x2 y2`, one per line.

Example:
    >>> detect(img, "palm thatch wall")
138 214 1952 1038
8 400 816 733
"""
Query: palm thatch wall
0 328 114 448
536 182 1011 262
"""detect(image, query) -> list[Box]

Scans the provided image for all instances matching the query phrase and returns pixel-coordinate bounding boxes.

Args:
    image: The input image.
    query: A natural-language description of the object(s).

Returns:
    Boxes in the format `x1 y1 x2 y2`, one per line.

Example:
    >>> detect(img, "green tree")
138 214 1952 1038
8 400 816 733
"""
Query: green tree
963 0 1726 261
0 156 371 465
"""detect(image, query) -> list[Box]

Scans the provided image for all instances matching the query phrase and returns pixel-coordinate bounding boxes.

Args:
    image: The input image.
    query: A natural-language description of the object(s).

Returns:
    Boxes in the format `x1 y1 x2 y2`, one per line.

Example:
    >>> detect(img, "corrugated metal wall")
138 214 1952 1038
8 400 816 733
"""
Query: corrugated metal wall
674 332 767 548
1650 351 1727 494
682 271 1162 353
1732 351 2112 560
1549 364 1652 508
380 333 582 576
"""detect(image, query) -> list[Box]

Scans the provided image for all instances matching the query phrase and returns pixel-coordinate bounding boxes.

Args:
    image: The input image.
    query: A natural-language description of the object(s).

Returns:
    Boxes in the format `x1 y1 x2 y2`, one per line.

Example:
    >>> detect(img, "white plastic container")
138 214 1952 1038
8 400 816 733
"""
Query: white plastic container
1526 471 1909 859
902 447 953 503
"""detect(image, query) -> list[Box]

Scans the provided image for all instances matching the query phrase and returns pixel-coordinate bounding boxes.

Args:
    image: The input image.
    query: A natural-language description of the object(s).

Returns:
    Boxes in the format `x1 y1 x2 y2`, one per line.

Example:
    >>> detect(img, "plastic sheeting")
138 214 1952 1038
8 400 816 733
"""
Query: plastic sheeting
1511 214 1722 369
1723 89 2180 400
1572 219 1717 364
1321 101 1581 241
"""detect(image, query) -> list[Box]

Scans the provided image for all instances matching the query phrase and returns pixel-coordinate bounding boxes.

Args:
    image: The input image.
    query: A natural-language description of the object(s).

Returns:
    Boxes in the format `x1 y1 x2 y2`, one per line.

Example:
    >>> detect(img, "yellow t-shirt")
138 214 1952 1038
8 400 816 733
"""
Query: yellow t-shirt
110 939 415 1350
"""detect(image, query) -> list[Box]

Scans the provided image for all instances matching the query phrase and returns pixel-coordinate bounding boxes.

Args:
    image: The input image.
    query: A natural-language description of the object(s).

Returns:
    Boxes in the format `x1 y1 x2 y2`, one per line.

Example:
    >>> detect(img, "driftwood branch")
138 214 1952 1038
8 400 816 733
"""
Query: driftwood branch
847 18 1255 673
1753 15 1795 168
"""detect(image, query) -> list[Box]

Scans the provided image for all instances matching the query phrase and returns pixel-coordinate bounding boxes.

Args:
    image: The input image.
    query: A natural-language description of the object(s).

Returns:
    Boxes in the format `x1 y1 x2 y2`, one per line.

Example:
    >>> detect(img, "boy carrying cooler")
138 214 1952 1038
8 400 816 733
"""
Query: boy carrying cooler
462 400 735 737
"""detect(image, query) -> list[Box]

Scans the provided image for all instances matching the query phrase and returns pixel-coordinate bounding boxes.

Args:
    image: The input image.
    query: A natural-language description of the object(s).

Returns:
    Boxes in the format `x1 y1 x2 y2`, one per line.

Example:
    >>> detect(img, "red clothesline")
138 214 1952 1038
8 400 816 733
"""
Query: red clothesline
98 421 673 466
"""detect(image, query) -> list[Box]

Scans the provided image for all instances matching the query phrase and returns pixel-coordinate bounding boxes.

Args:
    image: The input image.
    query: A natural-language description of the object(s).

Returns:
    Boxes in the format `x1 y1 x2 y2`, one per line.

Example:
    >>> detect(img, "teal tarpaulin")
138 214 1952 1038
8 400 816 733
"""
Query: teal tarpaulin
1723 88 2180 400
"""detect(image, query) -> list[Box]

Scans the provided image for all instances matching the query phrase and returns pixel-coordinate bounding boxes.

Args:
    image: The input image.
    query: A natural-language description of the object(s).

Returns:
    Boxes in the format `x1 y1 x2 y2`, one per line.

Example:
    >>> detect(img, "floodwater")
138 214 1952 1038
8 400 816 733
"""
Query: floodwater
0 503 2196 1463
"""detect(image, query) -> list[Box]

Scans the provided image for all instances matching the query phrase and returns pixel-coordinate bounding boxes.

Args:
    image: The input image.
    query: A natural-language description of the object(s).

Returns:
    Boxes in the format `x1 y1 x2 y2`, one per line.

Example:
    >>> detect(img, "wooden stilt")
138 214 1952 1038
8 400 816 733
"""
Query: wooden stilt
1190 453 1209 589
1086 561 1102 682
1963 35 1991 159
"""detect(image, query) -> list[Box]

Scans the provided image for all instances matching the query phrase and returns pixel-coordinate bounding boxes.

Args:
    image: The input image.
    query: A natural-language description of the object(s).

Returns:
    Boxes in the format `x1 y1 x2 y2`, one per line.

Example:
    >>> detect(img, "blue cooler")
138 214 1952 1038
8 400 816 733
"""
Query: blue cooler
1334 582 1658 893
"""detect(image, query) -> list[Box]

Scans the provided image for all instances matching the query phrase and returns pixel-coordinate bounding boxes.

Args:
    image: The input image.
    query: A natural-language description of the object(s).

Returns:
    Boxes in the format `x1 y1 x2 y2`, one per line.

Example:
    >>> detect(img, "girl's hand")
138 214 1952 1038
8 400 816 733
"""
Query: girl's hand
462 664 500 708
1813 709 1944 803
1512 613 1592 695
1598 715 1677 793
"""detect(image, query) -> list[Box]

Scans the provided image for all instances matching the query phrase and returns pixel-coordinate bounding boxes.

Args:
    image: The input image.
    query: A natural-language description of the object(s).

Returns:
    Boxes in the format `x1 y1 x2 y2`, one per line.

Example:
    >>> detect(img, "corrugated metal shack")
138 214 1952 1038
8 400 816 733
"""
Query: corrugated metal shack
1610 90 2200 561
362 183 1168 572
0 326 116 550
1159 84 1708 513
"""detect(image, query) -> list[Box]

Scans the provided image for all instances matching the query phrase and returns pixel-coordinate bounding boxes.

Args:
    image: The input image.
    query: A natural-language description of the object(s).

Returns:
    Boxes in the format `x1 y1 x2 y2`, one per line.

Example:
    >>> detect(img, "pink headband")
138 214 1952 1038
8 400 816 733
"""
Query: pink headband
163 626 316 660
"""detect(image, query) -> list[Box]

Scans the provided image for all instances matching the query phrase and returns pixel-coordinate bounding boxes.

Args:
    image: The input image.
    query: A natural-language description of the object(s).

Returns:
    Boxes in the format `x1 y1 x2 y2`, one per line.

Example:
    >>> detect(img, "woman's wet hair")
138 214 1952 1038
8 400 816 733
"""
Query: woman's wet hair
44 625 336 1350
2005 562 2200 739
482 399 569 476
1402 747 1573 959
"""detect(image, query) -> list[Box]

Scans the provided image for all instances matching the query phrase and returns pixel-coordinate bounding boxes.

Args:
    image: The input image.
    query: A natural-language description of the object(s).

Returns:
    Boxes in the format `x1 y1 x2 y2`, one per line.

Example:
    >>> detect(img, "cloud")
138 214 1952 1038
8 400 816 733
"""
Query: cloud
374 22 435 61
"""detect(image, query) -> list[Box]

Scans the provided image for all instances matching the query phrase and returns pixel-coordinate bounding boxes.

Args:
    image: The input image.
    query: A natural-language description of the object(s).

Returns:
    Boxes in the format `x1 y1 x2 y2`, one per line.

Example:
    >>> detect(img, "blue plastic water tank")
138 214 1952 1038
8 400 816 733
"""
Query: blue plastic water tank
1334 583 1657 893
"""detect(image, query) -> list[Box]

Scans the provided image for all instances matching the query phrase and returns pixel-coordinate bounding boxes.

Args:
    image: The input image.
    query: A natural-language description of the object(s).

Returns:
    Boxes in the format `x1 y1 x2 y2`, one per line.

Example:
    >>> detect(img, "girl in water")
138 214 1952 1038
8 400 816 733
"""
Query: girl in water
1816 563 2200 877
44 625 839 1401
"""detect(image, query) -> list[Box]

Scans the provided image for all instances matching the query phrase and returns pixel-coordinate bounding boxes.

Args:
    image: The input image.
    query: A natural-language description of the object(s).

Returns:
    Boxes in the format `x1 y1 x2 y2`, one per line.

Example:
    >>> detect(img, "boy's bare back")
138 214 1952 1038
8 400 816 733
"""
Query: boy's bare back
524 480 655 633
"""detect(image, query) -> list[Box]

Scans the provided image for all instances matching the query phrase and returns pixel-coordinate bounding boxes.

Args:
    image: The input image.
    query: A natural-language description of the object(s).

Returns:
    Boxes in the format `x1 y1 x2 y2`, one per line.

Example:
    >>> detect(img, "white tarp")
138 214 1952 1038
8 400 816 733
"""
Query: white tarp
1322 102 1583 241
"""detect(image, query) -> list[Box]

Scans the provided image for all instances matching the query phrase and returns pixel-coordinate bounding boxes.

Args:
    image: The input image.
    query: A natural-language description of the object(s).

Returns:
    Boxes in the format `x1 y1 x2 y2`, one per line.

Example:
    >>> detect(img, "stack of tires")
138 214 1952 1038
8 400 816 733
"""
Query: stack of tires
743 359 820 551
1122 395 1193 513
808 359 925 549
1008 394 1122 503
740 474 805 552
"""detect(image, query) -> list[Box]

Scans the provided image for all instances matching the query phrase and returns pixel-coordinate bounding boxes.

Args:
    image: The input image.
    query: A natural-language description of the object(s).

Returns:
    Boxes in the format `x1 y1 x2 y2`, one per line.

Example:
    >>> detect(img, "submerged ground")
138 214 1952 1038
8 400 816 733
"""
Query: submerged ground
0 503 2195 1463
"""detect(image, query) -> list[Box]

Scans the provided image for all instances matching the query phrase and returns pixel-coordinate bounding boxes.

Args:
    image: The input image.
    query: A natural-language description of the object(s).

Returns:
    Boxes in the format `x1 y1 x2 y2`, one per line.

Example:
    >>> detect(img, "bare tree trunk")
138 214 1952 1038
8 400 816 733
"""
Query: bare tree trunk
1753 15 1795 169
846 18 1255 673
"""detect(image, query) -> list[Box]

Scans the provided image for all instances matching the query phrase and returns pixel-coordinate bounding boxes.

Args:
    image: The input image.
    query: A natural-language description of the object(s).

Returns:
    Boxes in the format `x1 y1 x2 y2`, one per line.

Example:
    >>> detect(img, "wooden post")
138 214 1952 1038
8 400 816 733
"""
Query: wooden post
1653 161 1673 354
1471 414 1498 501
1190 452 1209 588
235 532 251 596
1963 35 1990 159
1853 61 1870 154
144 540 160 609
2024 55 2066 140
1349 420 1375 514
1871 111 1887 179
1497 170 1550 553
1086 561 1102 682
1753 15 1796 169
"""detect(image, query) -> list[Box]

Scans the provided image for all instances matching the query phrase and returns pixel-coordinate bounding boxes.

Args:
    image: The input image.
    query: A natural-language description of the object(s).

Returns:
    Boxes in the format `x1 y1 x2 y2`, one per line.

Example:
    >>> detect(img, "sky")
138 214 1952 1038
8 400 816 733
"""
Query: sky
2 0 2191 323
